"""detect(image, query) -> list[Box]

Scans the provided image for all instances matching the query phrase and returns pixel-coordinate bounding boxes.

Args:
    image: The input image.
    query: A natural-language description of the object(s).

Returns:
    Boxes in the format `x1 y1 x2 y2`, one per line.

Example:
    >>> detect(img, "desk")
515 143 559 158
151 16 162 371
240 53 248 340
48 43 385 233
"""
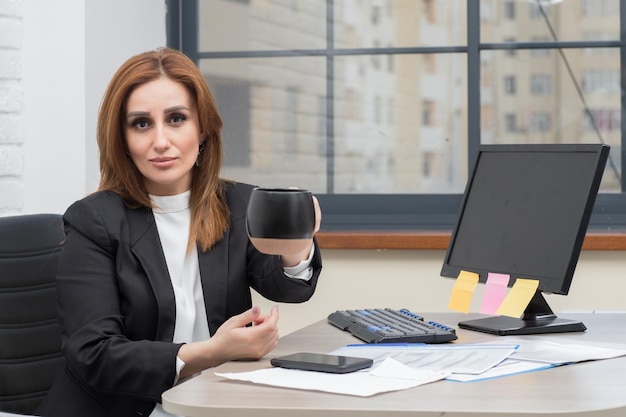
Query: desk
162 313 626 417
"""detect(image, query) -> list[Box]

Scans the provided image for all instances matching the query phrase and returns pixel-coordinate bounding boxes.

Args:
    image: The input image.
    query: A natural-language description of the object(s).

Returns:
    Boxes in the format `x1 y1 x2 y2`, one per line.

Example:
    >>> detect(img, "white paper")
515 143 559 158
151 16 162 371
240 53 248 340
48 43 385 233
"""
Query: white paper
446 358 555 382
215 357 450 397
447 338 626 382
331 343 518 375
502 338 626 364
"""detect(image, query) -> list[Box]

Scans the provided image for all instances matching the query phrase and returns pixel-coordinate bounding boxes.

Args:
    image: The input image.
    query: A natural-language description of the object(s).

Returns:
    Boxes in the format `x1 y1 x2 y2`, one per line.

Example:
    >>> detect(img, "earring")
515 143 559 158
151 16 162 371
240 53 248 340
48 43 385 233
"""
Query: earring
196 142 205 167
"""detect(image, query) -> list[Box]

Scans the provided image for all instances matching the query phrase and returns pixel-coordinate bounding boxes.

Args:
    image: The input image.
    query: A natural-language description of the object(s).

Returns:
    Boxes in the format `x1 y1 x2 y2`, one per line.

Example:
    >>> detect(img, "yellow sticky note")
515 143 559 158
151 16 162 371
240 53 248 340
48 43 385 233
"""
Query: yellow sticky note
448 270 479 313
496 278 539 318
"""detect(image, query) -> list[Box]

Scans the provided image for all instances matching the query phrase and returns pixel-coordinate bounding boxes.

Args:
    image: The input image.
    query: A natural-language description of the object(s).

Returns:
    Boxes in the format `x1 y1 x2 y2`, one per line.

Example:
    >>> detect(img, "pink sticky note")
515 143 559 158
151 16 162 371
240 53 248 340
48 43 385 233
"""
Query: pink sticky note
479 273 510 315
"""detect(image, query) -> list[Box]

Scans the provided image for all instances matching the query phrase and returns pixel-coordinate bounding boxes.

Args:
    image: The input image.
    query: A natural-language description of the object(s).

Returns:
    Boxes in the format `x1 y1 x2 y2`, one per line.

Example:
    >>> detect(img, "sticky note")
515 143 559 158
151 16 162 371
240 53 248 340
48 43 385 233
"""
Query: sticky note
479 273 510 315
448 270 479 313
496 278 539 318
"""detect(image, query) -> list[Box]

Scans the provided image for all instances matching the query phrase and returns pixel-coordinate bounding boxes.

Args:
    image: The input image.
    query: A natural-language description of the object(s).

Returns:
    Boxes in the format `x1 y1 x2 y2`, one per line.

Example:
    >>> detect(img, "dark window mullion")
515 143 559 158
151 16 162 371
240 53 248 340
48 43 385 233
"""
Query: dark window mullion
467 0 481 169
167 0 198 63
326 0 334 194
165 0 181 51
619 0 626 193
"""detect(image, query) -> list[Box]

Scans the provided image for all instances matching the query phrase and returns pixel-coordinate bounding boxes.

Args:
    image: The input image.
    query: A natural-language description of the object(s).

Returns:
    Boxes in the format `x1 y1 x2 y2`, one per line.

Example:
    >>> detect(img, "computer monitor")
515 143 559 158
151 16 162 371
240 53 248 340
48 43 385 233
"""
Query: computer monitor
440 144 610 335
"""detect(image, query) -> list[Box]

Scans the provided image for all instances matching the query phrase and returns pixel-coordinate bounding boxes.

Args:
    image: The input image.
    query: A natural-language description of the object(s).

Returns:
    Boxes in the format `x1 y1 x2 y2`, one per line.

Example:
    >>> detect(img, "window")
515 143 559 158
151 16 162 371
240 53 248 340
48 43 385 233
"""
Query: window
422 100 436 126
422 151 436 178
585 109 621 132
504 0 515 20
582 0 620 17
530 74 551 95
371 4 381 25
168 0 626 234
582 70 620 94
504 75 516 94
423 0 436 23
529 111 551 132
373 95 382 124
505 113 517 132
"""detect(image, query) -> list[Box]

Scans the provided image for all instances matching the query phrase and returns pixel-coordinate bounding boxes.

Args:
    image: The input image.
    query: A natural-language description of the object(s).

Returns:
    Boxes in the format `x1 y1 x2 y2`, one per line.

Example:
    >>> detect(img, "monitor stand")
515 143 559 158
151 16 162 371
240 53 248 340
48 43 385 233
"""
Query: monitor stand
458 290 587 336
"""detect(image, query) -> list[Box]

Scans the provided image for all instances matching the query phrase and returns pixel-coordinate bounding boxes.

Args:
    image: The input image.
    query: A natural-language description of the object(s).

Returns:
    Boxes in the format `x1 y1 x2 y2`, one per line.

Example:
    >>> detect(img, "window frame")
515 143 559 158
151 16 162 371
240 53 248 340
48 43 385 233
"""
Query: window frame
166 0 626 245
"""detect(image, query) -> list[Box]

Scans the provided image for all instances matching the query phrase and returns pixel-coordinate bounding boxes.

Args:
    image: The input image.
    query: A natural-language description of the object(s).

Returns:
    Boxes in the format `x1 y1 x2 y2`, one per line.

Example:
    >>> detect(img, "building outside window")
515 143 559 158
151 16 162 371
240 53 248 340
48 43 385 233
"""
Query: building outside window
169 0 625 231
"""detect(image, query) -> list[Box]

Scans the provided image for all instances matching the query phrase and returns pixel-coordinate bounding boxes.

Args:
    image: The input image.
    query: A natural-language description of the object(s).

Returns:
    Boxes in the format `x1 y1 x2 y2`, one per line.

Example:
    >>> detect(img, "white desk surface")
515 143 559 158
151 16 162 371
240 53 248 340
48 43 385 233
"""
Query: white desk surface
162 312 626 417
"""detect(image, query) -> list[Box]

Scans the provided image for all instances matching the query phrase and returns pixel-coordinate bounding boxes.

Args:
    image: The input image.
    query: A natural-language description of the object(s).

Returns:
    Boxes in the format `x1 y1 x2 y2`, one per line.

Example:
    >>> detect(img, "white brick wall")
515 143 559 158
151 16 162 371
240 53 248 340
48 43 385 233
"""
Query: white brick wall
0 0 23 215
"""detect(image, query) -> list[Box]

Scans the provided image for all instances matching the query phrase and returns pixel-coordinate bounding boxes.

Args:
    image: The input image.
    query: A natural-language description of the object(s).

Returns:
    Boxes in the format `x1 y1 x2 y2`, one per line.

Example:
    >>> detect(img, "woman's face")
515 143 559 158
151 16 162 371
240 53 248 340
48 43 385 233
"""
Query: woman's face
124 77 202 196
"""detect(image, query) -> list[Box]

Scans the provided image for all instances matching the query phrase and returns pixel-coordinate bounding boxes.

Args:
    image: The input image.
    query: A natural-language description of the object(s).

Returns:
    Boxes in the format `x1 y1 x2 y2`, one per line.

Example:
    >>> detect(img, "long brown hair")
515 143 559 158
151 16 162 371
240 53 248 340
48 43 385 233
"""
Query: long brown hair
97 47 229 251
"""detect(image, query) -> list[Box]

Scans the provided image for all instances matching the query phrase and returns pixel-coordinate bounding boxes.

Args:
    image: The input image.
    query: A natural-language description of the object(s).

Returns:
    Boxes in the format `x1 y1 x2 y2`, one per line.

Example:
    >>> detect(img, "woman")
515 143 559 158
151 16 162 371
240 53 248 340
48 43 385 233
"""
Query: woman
37 47 322 417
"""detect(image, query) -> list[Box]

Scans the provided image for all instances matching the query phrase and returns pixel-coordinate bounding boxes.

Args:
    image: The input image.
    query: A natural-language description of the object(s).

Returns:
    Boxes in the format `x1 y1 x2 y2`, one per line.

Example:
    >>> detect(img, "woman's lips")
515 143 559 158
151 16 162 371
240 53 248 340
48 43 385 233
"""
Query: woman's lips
150 157 177 168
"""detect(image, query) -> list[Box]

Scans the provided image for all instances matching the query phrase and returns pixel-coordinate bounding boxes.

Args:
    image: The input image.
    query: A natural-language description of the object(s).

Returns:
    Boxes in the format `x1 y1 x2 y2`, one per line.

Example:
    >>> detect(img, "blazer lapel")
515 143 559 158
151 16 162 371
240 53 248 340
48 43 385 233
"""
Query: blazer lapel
198 231 230 335
127 207 177 342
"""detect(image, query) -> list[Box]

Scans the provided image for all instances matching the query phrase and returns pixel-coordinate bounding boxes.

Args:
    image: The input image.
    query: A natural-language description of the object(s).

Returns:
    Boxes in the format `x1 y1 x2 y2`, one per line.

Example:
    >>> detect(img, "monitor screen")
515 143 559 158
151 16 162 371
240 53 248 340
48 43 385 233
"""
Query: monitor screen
440 144 609 335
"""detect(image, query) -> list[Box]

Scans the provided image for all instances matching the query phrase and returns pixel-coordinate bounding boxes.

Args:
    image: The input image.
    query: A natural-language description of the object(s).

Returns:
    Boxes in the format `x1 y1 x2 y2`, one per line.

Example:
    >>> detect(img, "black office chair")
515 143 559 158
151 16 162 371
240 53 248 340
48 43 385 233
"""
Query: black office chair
0 214 65 415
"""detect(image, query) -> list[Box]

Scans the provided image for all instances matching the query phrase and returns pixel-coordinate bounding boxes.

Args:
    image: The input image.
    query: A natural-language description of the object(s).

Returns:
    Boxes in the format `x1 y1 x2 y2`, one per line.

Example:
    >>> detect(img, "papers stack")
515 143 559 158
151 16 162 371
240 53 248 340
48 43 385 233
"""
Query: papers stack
215 339 626 396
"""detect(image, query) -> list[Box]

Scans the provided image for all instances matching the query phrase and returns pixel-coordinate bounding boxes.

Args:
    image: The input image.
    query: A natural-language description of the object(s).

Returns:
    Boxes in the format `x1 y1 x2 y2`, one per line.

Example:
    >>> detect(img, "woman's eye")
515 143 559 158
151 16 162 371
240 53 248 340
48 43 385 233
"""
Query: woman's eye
132 119 150 129
170 114 186 124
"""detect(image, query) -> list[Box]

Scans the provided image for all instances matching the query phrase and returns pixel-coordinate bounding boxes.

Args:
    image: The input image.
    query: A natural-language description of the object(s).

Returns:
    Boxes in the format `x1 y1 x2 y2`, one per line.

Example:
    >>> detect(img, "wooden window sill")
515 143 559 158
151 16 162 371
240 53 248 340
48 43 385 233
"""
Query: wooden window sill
316 231 626 250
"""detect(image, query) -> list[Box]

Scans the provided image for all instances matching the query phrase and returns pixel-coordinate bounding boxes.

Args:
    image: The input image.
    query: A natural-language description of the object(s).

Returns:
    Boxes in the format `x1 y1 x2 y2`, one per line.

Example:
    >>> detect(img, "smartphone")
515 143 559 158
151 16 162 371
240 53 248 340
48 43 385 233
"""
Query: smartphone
270 352 373 374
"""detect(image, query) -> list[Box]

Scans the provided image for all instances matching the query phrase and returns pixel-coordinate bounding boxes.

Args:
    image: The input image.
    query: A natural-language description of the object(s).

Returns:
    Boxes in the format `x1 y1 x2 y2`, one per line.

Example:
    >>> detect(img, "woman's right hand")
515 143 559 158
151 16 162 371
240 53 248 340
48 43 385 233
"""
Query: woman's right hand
177 305 279 378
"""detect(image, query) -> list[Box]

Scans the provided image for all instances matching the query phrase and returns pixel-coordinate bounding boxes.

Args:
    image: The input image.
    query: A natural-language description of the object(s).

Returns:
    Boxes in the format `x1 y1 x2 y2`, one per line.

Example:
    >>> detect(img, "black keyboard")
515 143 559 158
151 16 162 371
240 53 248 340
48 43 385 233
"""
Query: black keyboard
328 308 457 344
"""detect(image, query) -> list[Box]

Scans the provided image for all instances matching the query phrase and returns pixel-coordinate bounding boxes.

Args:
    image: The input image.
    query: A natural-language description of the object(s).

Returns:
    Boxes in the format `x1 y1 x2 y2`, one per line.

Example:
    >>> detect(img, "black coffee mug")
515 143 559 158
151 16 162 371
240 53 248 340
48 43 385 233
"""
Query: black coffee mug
246 188 316 255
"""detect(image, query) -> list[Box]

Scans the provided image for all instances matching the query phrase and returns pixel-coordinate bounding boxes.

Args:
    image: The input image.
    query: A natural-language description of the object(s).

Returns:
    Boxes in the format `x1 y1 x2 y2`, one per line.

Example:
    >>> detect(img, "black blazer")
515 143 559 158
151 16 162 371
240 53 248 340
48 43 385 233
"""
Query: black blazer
37 182 322 417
